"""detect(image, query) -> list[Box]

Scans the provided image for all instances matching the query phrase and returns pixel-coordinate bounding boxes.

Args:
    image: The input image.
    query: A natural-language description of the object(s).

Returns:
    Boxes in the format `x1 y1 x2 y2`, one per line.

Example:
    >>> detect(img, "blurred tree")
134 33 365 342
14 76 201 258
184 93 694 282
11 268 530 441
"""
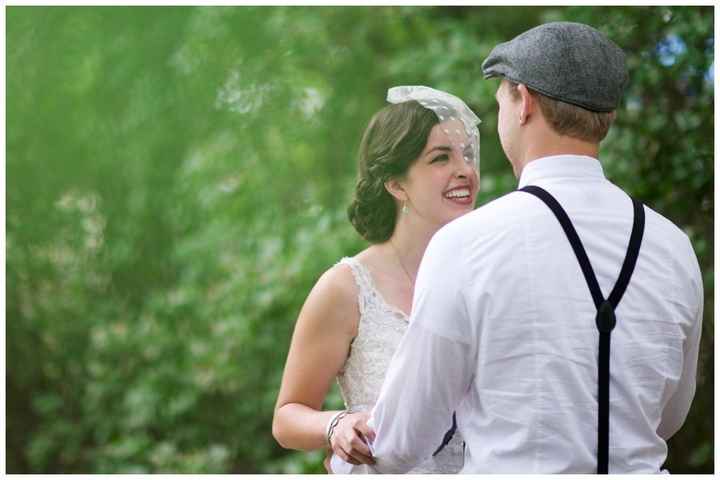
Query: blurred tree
6 5 713 473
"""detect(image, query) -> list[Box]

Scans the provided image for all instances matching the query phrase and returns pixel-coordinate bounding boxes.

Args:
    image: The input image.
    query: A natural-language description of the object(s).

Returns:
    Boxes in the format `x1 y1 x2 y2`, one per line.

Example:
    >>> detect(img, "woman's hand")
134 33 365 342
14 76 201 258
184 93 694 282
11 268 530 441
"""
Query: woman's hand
329 411 376 465
323 447 333 473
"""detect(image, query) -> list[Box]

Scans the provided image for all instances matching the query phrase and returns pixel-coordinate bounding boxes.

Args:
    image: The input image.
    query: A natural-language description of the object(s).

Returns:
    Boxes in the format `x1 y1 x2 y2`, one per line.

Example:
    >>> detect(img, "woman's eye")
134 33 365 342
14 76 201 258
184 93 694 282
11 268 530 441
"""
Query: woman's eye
431 154 449 164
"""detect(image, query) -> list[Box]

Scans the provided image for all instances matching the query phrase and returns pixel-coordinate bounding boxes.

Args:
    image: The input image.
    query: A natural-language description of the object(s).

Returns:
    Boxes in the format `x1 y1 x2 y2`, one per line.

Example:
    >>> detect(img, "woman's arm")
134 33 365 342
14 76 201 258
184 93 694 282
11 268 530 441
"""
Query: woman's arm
272 264 374 464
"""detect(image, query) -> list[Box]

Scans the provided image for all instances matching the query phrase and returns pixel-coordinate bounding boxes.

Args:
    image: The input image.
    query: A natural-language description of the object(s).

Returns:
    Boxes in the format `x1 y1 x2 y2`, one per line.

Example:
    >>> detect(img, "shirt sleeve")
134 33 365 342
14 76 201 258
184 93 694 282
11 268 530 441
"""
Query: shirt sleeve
657 238 704 440
366 224 478 473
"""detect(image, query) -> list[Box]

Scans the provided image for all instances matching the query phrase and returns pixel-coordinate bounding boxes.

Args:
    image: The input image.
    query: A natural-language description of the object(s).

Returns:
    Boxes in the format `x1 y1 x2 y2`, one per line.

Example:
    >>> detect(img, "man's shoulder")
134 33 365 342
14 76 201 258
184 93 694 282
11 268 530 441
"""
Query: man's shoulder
428 190 539 261
642 203 695 254
442 190 541 236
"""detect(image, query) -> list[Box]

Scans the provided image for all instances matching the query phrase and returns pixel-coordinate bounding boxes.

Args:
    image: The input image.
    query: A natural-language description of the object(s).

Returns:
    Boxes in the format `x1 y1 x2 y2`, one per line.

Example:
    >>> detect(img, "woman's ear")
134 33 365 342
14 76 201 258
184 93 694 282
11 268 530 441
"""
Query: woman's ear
517 83 535 125
384 178 407 202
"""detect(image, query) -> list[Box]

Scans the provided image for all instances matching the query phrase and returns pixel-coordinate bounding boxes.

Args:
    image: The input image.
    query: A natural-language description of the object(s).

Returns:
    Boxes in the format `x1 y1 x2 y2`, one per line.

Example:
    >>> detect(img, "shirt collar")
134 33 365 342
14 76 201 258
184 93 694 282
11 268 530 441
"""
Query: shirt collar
517 155 606 188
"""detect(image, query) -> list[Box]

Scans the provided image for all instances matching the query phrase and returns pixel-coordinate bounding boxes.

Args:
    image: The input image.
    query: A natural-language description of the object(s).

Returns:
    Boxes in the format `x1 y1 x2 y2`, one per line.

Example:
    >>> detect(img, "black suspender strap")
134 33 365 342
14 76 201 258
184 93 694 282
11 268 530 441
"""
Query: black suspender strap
518 185 645 474
432 412 457 456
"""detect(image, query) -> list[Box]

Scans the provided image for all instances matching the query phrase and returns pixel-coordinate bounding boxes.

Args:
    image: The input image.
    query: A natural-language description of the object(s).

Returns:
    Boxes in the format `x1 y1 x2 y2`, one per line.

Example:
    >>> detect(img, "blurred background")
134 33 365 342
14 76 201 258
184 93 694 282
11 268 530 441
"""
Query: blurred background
6 5 713 473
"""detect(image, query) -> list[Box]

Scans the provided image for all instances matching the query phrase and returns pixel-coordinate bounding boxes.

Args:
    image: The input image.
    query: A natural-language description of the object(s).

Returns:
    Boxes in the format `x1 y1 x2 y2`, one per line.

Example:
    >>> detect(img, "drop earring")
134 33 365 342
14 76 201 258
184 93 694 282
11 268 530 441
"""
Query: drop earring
402 202 409 214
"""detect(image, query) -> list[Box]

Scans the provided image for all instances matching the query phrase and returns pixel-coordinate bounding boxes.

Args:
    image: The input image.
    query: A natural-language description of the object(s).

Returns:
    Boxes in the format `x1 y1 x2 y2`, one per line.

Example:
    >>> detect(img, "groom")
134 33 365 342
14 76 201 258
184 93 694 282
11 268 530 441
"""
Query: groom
365 22 703 473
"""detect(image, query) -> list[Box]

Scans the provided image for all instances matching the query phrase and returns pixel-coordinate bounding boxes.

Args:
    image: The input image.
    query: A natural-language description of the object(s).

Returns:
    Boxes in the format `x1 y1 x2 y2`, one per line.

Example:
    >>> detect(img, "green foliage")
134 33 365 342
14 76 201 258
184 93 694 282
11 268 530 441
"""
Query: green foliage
7 6 713 473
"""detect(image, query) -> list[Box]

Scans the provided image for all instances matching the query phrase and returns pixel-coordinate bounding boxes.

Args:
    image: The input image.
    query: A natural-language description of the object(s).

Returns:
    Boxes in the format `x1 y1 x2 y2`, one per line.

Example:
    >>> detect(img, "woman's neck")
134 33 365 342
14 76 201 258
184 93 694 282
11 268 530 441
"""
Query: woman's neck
385 219 437 280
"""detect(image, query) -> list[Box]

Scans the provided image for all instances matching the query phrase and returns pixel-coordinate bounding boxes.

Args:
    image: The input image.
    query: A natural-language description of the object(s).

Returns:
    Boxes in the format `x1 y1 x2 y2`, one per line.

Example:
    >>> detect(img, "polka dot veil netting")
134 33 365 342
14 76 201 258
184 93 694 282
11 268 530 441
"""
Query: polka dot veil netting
386 85 481 173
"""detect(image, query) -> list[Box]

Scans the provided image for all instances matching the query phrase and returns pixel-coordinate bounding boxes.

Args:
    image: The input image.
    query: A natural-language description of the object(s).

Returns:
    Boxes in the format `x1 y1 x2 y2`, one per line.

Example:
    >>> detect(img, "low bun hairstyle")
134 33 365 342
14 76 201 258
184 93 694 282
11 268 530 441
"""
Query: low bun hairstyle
347 101 438 243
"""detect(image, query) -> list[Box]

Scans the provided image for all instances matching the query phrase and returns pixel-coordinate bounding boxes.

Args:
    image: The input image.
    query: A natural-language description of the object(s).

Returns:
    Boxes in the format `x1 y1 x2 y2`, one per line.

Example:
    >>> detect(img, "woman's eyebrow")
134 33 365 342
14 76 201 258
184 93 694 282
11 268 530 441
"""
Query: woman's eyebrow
424 145 452 157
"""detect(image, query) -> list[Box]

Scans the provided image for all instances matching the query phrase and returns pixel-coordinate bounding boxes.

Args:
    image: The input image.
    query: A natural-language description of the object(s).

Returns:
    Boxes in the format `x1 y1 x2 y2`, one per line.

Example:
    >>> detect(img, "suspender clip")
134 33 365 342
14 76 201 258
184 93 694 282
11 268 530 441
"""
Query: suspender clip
596 300 616 333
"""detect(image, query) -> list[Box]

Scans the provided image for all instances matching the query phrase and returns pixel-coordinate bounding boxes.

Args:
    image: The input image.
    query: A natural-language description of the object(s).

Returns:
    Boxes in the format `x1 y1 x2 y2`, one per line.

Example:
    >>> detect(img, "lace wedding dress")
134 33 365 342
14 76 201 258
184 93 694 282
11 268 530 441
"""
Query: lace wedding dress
329 256 464 474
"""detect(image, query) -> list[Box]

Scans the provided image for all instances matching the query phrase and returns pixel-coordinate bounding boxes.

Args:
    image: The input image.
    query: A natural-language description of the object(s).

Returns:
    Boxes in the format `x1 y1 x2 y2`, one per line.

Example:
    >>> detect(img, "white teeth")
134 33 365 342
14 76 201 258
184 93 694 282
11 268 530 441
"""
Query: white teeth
445 188 470 198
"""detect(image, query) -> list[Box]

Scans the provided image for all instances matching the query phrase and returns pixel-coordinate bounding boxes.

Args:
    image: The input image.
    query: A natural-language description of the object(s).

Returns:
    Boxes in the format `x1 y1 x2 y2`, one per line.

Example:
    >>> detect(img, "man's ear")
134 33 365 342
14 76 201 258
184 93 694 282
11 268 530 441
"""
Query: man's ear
384 178 407 202
517 84 535 125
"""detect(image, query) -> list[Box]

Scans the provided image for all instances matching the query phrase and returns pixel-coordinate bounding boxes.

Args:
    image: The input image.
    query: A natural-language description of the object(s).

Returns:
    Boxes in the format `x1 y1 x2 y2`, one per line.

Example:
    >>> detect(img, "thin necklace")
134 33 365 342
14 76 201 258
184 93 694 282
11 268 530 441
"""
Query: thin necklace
389 240 415 290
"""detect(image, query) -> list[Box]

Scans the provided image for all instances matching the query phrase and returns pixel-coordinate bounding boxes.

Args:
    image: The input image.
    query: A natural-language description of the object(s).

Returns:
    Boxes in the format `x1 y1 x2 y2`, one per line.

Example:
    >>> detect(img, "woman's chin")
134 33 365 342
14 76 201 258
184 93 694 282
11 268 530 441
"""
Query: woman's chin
452 202 475 216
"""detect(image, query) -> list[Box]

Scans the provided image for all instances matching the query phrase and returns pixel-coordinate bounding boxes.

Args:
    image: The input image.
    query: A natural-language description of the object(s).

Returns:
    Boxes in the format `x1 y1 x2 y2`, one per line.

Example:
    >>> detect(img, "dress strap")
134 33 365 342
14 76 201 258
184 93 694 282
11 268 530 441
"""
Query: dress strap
337 257 374 317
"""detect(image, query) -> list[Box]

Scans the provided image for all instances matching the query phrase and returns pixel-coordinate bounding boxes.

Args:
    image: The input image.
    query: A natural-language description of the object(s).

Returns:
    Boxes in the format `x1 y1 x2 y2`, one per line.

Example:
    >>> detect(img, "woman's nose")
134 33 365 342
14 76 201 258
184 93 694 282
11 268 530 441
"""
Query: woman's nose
454 154 475 178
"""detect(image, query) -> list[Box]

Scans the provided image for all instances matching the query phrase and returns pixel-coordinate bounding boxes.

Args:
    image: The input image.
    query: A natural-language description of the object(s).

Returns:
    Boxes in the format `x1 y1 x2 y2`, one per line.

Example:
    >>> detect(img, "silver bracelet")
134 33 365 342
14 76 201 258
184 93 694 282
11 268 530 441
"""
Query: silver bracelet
326 410 348 446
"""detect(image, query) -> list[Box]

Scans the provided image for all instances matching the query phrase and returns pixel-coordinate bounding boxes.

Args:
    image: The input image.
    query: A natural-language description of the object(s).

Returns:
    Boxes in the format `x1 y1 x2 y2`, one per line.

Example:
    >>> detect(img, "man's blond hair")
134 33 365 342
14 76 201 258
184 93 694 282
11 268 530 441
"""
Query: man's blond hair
508 81 615 143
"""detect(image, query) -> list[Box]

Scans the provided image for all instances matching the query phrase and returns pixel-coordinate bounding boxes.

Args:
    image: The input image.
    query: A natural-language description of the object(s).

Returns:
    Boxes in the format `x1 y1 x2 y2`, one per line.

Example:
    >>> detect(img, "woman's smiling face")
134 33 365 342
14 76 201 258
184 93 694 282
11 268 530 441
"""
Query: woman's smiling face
399 119 479 229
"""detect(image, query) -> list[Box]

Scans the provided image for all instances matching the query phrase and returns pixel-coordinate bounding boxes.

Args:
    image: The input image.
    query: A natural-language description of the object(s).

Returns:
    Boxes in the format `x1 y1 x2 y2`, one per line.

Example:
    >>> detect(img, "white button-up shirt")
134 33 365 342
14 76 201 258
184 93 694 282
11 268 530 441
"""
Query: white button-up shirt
366 155 703 473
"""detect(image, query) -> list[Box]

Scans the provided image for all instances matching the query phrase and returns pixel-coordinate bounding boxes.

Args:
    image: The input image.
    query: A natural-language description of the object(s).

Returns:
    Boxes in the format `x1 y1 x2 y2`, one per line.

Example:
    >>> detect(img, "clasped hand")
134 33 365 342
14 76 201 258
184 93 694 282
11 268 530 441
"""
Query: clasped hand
325 411 376 471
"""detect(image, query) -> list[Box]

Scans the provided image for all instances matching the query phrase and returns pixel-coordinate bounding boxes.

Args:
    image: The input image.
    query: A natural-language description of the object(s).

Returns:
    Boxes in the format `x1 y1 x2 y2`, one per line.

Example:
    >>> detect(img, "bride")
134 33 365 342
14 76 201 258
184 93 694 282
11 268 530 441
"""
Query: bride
272 86 481 473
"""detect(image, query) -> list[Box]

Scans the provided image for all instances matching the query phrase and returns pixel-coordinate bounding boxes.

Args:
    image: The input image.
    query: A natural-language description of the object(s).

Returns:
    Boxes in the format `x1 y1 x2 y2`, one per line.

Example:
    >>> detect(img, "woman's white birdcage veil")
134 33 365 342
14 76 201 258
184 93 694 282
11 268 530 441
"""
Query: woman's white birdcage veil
386 86 481 173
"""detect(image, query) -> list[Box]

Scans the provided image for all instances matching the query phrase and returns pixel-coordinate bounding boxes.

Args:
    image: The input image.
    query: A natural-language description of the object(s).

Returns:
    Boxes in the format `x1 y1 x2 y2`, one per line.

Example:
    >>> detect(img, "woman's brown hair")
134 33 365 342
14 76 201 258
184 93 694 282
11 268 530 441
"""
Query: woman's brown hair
347 101 437 243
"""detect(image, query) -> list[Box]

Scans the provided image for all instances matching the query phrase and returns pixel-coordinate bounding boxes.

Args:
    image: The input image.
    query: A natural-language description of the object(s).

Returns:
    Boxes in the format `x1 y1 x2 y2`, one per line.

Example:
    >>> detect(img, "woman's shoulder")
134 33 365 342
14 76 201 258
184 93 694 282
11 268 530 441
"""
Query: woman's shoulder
297 260 362 337
309 247 380 308
316 260 358 300
331 246 378 283
308 254 371 316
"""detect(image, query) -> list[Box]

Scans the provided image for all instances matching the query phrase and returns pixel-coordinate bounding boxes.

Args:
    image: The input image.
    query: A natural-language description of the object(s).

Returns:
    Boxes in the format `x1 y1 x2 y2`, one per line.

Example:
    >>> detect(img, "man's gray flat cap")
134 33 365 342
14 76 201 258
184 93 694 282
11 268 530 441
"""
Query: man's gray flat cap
482 22 628 112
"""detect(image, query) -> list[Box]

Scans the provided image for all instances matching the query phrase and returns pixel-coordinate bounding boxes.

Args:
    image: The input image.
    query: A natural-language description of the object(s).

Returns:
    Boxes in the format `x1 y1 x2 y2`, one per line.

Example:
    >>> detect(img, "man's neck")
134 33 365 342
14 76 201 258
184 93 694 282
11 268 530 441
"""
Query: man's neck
512 137 599 178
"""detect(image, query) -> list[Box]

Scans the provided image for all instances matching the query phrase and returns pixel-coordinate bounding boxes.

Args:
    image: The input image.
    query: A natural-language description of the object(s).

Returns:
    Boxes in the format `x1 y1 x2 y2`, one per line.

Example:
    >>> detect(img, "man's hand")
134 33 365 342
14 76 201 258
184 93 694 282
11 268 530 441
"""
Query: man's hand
329 411 376 466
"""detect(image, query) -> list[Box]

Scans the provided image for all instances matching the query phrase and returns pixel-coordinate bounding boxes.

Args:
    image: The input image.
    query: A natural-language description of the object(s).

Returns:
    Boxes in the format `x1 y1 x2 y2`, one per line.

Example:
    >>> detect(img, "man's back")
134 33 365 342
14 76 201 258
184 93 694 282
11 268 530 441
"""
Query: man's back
367 21 702 476
430 155 702 473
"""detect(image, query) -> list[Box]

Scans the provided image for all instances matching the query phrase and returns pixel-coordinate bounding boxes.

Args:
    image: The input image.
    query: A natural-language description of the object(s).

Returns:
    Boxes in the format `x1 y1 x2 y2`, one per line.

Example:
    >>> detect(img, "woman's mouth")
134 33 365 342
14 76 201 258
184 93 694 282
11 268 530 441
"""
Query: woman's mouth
443 187 473 206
